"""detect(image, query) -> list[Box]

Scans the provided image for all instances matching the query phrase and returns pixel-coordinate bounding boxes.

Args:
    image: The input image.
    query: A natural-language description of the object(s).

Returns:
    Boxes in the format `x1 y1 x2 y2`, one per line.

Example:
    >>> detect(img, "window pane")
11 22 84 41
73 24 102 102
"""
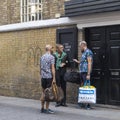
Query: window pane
22 0 24 6
39 13 41 20
30 0 37 3
29 14 31 21
35 13 37 20
22 7 24 14
32 15 34 21
24 15 27 22
25 0 27 6
22 15 24 22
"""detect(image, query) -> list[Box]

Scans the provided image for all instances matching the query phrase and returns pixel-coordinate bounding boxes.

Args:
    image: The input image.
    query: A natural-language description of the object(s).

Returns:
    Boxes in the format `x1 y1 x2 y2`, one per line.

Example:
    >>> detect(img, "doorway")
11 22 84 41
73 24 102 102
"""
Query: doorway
85 25 120 105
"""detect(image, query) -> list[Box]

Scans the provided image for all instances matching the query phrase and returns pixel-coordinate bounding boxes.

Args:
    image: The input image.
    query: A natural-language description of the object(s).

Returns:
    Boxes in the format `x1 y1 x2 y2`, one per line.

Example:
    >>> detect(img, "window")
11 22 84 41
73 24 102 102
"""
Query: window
21 0 42 22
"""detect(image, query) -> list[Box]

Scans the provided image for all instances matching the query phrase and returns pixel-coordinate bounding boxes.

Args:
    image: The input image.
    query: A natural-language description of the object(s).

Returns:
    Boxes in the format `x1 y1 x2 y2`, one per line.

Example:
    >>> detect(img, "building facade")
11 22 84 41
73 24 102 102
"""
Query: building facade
0 0 79 103
0 0 120 105
0 0 65 25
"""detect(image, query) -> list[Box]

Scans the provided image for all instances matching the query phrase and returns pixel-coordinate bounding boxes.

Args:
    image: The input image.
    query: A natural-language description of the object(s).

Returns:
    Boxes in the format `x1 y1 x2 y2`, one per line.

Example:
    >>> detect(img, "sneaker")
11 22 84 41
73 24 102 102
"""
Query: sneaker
41 108 46 113
78 103 85 108
45 109 55 114
85 104 91 110
61 103 68 107
55 103 61 107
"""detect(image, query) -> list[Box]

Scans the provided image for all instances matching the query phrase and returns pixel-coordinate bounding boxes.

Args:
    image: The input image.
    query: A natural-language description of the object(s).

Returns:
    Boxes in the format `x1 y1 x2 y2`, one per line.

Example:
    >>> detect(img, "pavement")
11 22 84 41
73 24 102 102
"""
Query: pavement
0 96 120 120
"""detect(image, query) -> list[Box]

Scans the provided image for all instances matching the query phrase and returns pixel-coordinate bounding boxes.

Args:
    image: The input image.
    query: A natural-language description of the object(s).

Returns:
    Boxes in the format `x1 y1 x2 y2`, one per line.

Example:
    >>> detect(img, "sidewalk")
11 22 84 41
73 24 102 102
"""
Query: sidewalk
0 96 120 120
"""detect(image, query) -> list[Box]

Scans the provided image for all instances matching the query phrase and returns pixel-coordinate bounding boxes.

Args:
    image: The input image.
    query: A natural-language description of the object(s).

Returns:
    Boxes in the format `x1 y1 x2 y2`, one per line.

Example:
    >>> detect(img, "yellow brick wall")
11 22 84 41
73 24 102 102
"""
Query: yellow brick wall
0 0 20 25
0 0 8 25
43 0 65 19
0 25 81 104
0 28 56 99
0 0 80 103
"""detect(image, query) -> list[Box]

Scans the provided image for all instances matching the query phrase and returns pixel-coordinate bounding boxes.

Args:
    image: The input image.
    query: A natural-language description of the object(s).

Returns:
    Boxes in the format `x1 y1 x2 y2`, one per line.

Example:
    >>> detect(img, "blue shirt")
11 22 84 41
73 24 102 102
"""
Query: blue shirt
80 49 93 73
40 53 55 79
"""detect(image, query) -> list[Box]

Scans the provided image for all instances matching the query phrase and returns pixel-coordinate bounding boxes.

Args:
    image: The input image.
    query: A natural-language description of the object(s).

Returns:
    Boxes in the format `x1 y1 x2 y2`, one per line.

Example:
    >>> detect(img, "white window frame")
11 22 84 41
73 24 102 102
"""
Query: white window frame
21 0 43 22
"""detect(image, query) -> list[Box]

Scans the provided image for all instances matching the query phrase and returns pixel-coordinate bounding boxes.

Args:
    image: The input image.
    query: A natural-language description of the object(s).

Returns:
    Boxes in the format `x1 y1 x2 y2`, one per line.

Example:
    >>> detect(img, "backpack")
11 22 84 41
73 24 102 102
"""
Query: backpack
64 71 81 84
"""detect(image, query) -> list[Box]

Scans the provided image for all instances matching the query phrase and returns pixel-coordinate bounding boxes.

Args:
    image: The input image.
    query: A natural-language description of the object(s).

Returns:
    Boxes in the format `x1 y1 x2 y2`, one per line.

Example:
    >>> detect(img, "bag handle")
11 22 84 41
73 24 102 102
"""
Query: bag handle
83 80 91 87
51 82 58 100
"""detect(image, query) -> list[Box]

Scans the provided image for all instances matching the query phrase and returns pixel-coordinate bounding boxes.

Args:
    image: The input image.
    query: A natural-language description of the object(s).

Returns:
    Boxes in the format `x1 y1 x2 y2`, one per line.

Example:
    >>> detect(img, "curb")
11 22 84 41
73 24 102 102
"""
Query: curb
94 104 120 110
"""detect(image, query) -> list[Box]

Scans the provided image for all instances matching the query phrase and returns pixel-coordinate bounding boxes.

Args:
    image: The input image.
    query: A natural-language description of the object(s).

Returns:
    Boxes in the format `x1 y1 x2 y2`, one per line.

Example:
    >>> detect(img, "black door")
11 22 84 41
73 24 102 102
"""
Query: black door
56 27 78 68
106 26 120 105
85 25 120 105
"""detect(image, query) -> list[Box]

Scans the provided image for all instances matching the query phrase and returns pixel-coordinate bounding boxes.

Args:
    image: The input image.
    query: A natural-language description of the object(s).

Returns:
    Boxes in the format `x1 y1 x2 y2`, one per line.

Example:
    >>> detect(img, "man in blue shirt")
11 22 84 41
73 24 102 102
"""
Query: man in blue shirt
73 41 93 109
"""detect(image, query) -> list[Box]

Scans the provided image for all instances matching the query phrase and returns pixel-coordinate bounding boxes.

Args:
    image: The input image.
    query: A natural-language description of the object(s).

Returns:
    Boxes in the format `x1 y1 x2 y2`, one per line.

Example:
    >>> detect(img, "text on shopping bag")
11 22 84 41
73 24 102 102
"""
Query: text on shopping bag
79 90 94 94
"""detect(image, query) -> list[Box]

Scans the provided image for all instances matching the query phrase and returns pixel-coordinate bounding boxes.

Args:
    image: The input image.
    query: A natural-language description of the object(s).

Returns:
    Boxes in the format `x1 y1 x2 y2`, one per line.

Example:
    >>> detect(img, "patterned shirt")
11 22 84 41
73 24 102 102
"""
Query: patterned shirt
40 53 55 79
80 49 93 73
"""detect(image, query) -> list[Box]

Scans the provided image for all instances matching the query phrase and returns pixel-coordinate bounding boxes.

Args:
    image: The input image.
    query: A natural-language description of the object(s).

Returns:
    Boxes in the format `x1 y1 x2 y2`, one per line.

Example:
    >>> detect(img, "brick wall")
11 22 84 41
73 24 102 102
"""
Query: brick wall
0 28 56 99
0 26 80 103
7 0 21 24
0 0 80 103
0 0 20 25
43 0 65 19
0 0 8 25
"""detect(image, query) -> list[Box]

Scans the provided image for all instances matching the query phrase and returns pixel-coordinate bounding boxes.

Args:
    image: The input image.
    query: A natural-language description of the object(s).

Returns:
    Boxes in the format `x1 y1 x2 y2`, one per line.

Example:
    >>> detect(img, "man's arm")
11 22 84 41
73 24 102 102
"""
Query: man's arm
51 64 56 83
73 59 80 64
51 56 56 83
86 57 92 80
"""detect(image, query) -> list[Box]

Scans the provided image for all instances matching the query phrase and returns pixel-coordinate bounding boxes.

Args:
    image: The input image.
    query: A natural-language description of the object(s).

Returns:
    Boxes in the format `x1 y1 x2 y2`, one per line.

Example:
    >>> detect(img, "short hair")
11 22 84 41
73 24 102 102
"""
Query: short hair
56 44 63 48
45 44 52 51
79 41 87 46
56 44 61 49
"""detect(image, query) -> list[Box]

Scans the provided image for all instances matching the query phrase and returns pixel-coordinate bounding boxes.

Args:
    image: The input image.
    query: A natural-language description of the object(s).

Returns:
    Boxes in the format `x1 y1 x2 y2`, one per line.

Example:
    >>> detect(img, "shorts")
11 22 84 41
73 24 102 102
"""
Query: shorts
41 78 53 89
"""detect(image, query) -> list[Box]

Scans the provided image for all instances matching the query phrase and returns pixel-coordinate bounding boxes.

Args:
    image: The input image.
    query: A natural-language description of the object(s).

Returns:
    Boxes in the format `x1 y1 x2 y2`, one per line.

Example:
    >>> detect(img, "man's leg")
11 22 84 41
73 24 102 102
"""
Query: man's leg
46 101 49 110
44 78 55 114
45 101 54 114
40 90 46 113
60 75 67 106
55 70 61 107
41 101 45 109
40 78 46 113
82 73 91 109
79 73 88 108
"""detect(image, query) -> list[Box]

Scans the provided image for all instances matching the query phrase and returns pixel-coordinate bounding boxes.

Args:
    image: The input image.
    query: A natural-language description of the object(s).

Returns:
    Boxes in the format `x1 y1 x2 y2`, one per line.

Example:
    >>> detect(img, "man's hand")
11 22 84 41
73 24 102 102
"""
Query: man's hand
86 74 90 80
52 79 56 84
73 59 78 62
73 59 80 64
60 63 65 67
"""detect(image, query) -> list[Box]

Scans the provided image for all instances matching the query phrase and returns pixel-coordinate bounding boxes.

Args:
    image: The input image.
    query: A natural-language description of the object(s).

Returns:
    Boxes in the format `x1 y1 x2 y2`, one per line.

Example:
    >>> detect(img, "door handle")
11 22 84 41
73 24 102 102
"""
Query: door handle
102 72 105 76
111 72 119 76
103 55 105 59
